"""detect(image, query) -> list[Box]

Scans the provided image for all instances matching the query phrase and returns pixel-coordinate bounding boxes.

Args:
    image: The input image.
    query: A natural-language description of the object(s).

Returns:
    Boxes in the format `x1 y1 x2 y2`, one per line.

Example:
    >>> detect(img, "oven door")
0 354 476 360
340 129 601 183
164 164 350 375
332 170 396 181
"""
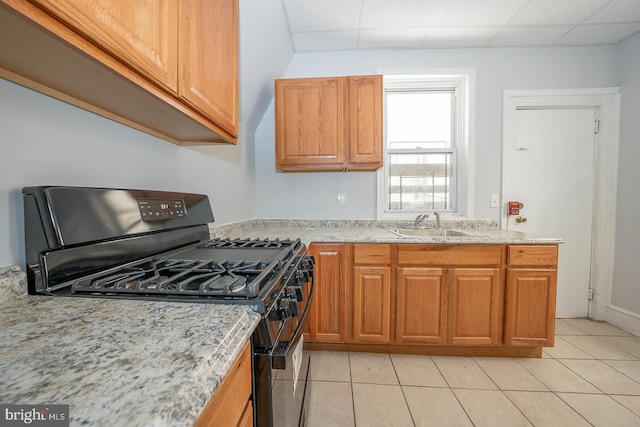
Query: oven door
270 327 310 427
254 272 314 427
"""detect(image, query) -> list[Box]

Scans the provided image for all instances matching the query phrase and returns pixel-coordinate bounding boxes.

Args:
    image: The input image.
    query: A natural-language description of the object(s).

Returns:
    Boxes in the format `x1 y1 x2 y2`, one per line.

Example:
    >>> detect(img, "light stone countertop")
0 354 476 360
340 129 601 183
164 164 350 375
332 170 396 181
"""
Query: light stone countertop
0 218 558 425
0 266 261 427
208 219 563 245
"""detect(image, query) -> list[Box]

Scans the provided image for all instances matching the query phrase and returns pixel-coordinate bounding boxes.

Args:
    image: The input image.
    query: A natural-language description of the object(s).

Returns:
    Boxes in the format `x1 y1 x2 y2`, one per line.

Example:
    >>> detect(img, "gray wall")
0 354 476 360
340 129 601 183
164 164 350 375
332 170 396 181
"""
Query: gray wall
0 0 293 268
612 31 640 315
254 46 619 220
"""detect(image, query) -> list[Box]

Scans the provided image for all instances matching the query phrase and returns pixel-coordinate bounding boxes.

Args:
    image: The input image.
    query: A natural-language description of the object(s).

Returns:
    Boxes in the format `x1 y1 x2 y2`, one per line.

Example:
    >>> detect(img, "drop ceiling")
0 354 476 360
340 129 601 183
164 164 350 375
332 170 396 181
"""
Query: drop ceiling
281 0 640 51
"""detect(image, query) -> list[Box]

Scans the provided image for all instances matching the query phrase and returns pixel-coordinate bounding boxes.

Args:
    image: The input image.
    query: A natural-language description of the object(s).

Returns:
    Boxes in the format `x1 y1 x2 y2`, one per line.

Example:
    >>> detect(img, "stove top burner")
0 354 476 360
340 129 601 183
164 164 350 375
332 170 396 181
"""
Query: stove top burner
198 238 293 249
72 257 279 298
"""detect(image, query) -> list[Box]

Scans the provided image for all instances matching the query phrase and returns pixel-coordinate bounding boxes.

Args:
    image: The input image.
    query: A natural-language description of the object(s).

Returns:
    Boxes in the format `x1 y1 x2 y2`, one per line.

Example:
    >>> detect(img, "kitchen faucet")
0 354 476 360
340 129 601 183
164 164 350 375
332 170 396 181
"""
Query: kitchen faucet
414 213 429 227
414 212 441 228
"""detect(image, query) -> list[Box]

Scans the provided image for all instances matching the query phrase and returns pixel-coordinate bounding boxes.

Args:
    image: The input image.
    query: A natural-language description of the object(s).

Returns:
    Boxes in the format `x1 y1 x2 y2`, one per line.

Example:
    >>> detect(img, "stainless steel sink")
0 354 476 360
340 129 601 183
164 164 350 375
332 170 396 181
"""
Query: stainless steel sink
388 228 476 238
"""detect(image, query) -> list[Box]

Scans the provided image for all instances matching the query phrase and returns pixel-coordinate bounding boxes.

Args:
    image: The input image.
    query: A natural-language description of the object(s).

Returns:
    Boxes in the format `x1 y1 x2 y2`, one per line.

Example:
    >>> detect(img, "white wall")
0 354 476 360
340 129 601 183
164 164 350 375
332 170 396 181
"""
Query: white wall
0 80 254 267
611 31 640 320
255 46 618 220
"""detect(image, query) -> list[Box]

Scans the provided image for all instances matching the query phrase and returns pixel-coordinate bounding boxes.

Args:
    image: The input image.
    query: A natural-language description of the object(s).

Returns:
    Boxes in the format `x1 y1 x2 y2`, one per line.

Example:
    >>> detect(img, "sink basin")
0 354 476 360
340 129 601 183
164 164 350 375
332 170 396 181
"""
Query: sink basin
389 228 476 238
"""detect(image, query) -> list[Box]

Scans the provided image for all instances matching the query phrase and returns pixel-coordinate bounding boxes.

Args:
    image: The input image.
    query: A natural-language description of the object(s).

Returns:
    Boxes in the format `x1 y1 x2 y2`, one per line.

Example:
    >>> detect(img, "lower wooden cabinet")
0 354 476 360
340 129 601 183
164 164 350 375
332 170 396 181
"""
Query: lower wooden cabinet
395 267 447 344
305 243 558 356
504 245 558 347
448 268 501 345
505 268 557 346
306 244 348 342
195 341 252 427
353 266 391 343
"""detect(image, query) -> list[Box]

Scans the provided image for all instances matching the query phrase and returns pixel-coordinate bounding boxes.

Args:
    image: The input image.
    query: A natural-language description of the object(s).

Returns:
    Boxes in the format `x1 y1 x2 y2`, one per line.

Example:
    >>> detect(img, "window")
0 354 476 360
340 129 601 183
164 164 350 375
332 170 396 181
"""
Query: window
377 74 471 218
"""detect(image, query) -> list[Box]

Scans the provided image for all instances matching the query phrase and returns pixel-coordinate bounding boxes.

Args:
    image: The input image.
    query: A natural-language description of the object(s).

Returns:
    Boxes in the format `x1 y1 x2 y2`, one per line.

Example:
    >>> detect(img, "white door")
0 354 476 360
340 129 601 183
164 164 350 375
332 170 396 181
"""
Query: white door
509 108 596 317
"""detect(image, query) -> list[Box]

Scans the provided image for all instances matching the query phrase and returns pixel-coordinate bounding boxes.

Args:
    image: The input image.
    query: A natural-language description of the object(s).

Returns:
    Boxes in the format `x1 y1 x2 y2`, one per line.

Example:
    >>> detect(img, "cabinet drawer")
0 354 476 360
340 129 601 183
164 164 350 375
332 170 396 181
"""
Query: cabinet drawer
353 244 391 265
508 245 558 266
397 245 502 266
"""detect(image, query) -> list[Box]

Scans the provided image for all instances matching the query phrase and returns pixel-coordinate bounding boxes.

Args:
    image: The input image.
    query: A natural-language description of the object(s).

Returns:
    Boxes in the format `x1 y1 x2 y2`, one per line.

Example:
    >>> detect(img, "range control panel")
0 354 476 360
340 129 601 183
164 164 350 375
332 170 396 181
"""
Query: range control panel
138 198 187 220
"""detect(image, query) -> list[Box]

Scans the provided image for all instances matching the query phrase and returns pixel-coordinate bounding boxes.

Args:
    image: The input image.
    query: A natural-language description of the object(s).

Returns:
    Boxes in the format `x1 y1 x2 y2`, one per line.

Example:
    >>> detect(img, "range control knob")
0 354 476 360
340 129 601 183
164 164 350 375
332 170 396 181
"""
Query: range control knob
288 285 304 302
278 298 299 319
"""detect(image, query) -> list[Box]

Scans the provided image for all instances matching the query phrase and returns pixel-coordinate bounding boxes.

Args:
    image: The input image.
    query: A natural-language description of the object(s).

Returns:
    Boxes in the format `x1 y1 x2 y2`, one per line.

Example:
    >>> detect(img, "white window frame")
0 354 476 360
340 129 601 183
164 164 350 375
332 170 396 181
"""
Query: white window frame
376 71 474 220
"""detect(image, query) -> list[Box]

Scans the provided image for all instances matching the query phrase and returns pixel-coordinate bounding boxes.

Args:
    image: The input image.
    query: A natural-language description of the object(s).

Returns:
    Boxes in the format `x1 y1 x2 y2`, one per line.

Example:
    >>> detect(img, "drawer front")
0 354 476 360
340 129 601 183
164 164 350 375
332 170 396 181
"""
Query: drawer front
508 245 558 266
398 245 502 266
353 243 391 265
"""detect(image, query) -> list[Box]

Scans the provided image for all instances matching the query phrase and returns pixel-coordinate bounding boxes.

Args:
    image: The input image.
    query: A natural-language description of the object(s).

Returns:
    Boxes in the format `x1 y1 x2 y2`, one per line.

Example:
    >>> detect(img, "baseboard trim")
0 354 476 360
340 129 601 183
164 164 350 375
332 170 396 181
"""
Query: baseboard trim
606 304 640 337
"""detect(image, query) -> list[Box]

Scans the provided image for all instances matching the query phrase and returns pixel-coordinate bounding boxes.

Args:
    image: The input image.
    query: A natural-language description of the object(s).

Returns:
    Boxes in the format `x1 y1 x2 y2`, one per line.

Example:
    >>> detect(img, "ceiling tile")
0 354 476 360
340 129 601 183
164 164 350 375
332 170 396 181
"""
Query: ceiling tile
360 0 445 28
280 0 640 51
358 28 428 48
586 0 640 23
424 26 500 47
510 0 610 25
292 31 359 51
434 0 528 26
556 23 640 45
489 25 574 46
282 0 363 32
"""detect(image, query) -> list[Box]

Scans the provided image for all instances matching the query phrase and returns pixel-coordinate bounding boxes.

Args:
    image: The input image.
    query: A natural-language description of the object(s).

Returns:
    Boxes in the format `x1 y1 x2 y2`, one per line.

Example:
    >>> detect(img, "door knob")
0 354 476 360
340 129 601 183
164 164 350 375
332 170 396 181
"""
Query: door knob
515 216 528 223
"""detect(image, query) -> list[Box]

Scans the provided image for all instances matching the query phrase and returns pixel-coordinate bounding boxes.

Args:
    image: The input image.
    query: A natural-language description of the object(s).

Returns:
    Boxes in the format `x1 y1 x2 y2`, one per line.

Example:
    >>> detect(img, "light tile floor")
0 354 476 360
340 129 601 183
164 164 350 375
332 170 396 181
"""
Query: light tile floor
306 318 640 427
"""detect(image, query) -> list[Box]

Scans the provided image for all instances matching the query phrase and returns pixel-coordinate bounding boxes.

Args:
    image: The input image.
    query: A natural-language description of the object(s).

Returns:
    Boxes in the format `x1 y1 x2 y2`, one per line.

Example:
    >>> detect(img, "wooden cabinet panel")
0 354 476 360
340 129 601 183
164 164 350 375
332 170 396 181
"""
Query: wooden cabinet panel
307 244 347 342
32 0 178 93
505 269 557 346
275 77 346 169
195 341 252 427
348 75 383 166
448 268 501 345
179 0 238 137
275 75 382 171
508 245 558 266
398 245 503 266
396 268 447 344
353 243 391 265
353 266 391 343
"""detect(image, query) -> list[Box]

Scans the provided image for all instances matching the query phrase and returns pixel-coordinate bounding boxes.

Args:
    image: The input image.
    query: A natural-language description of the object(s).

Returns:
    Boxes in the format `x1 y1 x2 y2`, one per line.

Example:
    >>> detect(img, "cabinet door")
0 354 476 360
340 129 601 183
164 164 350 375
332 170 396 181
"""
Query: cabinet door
396 268 447 344
32 0 178 93
448 268 501 345
347 75 382 168
179 0 238 137
307 244 347 342
195 341 252 427
353 266 391 343
505 269 557 346
275 77 346 170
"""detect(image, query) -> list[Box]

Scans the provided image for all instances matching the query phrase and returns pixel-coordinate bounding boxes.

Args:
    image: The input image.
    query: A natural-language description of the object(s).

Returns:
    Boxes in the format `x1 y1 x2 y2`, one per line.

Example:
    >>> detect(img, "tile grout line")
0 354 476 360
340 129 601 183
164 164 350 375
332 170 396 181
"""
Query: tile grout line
389 354 417 427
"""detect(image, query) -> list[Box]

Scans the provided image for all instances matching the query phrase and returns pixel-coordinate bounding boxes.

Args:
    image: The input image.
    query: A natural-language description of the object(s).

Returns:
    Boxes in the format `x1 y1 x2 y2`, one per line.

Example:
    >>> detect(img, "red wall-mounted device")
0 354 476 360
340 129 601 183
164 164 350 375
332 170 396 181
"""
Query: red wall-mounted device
508 201 523 216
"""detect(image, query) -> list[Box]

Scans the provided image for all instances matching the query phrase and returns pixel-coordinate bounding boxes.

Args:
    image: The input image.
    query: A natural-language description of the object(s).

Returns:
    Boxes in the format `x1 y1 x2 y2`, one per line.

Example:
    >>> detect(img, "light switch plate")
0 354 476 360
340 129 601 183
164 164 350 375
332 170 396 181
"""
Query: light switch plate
490 193 499 208
337 193 347 206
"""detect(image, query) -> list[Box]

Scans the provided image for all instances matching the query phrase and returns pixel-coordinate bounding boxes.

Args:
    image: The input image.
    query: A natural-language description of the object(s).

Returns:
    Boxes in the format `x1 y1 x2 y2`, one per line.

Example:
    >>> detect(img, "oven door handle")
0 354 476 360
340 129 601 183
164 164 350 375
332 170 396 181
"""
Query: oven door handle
270 270 315 369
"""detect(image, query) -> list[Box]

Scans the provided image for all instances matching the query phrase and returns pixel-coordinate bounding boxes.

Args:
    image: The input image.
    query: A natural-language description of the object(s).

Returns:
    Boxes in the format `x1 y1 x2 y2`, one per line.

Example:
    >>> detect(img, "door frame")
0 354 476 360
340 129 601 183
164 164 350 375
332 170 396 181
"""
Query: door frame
502 88 621 320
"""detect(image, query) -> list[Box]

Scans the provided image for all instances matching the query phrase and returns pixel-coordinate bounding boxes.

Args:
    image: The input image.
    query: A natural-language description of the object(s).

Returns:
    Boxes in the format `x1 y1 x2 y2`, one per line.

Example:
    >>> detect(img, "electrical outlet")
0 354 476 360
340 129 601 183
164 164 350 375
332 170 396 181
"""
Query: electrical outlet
337 193 347 206
490 193 499 208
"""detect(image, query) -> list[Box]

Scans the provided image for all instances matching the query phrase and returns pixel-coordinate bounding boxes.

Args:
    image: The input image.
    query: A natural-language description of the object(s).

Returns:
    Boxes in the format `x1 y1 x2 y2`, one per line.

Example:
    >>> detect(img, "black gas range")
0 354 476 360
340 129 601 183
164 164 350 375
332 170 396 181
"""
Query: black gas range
22 186 313 427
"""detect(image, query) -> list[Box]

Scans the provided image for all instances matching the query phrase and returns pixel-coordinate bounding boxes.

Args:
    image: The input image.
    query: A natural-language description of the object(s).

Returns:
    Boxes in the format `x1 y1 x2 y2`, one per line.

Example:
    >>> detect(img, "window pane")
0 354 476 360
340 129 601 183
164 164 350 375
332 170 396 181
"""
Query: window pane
387 153 453 211
386 91 453 149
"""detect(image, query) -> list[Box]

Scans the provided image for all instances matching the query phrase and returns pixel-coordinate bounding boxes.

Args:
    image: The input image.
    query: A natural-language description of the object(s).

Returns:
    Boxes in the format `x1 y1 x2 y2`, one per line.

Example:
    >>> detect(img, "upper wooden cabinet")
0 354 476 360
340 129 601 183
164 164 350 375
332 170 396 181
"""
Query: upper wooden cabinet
179 0 238 135
0 0 238 145
31 0 179 93
275 75 383 172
